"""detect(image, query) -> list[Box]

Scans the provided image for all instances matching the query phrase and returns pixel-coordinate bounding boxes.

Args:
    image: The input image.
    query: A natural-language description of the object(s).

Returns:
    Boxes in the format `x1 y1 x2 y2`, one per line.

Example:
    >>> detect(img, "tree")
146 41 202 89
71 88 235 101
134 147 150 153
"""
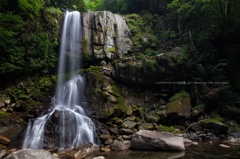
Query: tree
18 0 44 19
45 0 87 11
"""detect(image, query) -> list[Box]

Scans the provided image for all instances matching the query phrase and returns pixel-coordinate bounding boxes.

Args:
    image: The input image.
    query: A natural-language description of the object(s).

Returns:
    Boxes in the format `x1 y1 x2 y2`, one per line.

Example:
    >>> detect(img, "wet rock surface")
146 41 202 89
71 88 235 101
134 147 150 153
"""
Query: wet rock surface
82 11 133 61
131 130 185 151
3 149 54 159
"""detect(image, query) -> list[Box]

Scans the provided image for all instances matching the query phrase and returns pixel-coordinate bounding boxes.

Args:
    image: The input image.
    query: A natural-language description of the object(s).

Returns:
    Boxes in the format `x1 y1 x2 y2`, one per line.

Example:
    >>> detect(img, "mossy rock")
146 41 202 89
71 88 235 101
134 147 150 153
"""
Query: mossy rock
139 123 155 130
86 70 126 119
219 106 240 123
192 104 205 117
200 117 229 134
166 91 191 118
145 114 159 123
157 125 176 133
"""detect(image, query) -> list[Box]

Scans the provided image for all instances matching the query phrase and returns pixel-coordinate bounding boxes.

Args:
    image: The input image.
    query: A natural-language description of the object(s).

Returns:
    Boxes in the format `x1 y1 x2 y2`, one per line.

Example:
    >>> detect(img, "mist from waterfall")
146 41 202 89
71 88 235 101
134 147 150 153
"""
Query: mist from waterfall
22 11 97 150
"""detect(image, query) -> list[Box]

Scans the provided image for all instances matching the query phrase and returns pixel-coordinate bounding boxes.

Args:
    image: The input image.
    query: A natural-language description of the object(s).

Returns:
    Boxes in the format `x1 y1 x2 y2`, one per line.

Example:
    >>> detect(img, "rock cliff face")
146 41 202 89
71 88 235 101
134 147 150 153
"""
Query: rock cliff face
82 11 133 61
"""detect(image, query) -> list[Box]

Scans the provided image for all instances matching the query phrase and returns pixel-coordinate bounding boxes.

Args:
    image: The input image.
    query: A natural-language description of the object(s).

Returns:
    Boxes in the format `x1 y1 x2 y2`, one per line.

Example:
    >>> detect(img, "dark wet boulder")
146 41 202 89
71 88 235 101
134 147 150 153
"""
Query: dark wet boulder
191 104 205 117
131 130 185 151
200 118 229 134
219 106 240 123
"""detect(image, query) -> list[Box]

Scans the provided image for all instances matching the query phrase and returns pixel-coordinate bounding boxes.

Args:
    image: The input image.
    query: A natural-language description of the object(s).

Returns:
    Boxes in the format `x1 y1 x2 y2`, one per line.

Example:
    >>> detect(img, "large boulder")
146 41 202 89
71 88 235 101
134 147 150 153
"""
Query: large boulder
219 106 240 123
4 149 53 159
131 130 185 151
166 91 192 119
200 118 229 134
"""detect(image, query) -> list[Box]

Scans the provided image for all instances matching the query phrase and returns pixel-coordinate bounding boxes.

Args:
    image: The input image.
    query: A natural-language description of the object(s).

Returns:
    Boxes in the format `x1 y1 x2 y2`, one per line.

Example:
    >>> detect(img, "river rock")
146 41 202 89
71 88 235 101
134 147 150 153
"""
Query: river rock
145 115 159 123
166 92 191 119
219 144 230 148
219 106 240 123
92 156 105 159
110 140 129 151
0 135 10 145
0 150 5 158
131 130 185 151
139 123 155 130
4 149 53 159
200 118 229 134
119 128 134 135
121 120 136 129
64 144 98 159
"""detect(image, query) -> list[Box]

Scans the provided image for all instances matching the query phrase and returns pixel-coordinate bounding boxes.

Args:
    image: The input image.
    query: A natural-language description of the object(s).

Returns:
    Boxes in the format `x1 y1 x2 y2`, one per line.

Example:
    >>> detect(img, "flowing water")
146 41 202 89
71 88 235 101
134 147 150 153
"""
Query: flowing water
22 11 97 150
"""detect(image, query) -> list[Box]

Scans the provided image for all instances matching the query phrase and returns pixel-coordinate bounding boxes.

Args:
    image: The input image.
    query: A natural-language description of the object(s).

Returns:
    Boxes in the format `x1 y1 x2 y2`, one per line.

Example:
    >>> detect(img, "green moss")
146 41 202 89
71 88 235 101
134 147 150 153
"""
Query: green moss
166 92 191 117
106 47 116 53
169 91 190 102
0 111 9 117
201 117 227 126
102 107 115 118
86 66 102 73
112 84 127 114
158 124 176 133
82 38 88 55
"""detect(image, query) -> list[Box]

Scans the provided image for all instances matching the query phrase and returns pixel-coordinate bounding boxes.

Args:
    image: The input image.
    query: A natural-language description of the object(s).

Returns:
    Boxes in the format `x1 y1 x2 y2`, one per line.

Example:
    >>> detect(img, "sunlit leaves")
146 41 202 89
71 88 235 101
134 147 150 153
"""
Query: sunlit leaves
18 0 44 19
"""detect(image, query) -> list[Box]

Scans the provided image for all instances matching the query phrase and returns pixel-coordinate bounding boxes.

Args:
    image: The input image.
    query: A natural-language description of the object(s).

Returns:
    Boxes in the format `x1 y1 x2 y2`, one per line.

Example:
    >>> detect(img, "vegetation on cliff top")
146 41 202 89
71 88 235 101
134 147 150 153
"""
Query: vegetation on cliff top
0 0 240 123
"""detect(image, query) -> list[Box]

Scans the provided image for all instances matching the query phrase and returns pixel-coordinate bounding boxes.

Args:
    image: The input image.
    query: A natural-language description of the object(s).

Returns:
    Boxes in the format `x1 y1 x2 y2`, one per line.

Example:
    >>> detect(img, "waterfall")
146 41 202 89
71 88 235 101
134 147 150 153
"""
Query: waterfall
23 11 97 150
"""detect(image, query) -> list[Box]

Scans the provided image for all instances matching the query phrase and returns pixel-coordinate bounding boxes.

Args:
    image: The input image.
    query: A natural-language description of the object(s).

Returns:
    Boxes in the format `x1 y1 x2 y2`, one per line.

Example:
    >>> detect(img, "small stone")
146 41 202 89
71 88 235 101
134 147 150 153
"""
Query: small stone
122 135 132 140
110 141 128 151
5 99 10 105
0 150 6 158
183 138 192 146
145 115 159 123
6 108 13 113
209 141 213 144
192 142 199 146
100 147 111 152
219 144 230 148
92 156 105 159
100 134 113 144
140 123 155 130
115 119 123 125
189 133 199 140
52 153 58 157
126 107 133 116
0 103 4 107
109 95 117 103
104 138 113 145
0 144 6 150
2 108 7 112
119 128 134 135
122 120 136 129
124 116 136 121
0 135 10 145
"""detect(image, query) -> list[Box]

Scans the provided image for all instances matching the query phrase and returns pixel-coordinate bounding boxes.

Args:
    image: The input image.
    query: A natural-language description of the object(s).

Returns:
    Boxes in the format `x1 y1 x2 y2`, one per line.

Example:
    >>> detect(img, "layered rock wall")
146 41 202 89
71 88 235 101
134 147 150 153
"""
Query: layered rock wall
82 11 133 61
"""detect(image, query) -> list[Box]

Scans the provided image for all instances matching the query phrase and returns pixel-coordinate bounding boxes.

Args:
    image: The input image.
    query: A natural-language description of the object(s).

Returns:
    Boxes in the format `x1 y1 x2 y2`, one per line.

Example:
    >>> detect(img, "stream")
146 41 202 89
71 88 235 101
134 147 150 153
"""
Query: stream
87 142 240 159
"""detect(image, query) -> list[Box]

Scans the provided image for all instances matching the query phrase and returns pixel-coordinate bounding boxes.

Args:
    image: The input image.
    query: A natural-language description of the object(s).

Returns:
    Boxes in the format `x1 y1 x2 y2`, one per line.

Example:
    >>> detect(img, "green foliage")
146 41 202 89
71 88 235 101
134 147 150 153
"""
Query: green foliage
158 124 176 133
0 12 24 74
18 0 44 19
45 0 87 11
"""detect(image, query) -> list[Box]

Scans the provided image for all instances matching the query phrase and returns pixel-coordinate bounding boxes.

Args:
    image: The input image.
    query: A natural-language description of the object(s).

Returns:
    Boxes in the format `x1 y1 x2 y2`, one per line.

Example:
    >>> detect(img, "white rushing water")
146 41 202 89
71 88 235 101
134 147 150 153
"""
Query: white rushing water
23 11 97 150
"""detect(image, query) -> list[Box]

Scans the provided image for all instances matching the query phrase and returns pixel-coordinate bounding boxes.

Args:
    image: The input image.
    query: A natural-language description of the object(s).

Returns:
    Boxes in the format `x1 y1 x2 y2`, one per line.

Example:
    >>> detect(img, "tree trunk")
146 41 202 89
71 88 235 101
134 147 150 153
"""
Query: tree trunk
218 0 225 19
